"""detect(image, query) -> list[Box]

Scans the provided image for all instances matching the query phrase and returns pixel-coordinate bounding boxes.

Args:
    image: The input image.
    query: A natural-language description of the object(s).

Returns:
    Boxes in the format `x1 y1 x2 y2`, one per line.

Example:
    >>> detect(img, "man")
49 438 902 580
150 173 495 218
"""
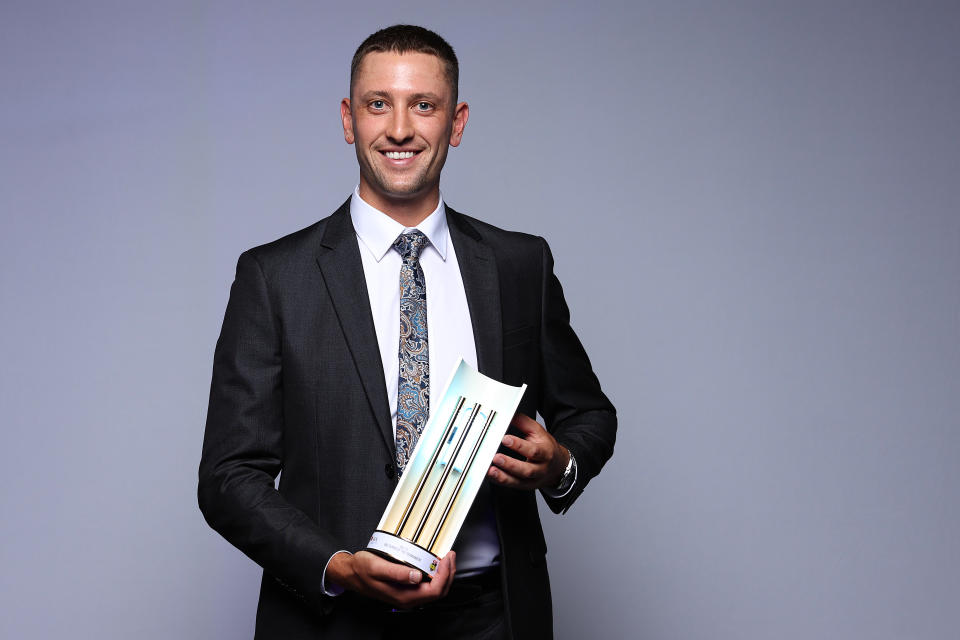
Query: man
199 25 616 640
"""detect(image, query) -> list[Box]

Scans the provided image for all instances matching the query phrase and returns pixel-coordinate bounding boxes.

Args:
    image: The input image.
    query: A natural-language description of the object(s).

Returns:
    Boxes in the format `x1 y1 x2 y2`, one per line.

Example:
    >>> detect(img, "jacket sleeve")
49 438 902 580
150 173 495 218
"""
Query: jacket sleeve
535 238 618 514
198 250 339 613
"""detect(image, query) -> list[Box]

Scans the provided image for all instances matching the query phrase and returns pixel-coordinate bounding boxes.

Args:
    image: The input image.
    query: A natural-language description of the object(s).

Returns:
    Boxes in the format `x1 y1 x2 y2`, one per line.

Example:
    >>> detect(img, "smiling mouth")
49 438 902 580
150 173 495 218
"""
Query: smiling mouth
381 150 420 160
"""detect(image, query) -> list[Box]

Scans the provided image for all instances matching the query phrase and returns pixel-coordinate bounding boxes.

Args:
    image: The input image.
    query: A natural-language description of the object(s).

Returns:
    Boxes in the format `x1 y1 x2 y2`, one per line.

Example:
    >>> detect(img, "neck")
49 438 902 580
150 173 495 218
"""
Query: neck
357 183 440 227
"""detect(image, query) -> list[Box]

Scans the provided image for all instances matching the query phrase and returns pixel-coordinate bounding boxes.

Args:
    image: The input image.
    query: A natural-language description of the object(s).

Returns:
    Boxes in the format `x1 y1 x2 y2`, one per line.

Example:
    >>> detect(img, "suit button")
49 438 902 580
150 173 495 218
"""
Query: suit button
384 463 396 480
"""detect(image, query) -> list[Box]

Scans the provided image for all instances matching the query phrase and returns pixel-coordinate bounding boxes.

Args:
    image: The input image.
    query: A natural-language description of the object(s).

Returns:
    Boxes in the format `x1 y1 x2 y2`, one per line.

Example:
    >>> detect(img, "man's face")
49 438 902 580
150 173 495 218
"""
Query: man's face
341 51 468 211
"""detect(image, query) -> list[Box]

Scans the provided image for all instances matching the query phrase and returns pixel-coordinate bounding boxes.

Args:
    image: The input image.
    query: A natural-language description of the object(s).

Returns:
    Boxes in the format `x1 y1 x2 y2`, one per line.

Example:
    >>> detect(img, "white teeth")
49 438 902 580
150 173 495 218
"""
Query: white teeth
385 151 415 159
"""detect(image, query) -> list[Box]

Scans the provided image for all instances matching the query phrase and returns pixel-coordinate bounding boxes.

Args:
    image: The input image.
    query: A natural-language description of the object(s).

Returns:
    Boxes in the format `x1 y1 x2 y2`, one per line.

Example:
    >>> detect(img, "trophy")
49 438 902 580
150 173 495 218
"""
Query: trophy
367 359 526 578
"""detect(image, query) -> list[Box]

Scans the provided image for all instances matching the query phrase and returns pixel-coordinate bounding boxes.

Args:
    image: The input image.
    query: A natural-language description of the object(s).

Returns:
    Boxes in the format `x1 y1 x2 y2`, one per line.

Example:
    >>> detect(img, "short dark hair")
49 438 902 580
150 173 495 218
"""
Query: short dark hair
350 25 459 104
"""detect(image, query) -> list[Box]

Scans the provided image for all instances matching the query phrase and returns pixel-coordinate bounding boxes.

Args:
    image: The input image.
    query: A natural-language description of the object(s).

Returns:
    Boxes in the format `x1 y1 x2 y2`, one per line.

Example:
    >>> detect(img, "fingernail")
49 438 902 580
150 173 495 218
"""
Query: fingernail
409 570 420 584
503 436 512 446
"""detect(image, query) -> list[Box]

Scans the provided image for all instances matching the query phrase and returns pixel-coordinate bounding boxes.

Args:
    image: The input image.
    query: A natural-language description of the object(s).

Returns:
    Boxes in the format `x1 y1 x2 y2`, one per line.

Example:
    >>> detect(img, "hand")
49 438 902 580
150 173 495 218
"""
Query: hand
326 550 456 609
487 413 569 490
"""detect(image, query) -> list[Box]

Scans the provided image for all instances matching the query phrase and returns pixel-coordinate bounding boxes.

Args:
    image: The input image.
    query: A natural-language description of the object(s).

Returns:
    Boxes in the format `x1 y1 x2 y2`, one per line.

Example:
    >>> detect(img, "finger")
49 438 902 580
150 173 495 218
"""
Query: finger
409 552 455 605
442 551 456 596
487 463 531 489
501 433 540 460
370 563 420 587
361 576 422 608
360 552 422 585
510 412 542 436
387 584 426 609
492 453 541 481
434 551 454 587
426 553 456 600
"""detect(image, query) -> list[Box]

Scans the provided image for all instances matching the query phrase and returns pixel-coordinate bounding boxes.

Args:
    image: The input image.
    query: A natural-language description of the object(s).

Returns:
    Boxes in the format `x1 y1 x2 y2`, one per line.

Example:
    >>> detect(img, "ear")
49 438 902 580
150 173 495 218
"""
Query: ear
449 101 469 147
340 98 355 144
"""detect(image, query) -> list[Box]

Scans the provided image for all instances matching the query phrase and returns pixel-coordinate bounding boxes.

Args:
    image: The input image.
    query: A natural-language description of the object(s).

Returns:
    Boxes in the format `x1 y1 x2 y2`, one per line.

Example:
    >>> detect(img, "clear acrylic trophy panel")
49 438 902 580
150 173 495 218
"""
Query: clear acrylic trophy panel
367 359 526 578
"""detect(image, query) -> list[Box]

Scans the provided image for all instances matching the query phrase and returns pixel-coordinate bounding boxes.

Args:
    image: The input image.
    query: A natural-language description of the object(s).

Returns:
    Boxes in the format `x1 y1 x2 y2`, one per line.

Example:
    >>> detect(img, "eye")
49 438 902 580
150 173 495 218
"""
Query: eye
415 101 432 112
370 99 386 110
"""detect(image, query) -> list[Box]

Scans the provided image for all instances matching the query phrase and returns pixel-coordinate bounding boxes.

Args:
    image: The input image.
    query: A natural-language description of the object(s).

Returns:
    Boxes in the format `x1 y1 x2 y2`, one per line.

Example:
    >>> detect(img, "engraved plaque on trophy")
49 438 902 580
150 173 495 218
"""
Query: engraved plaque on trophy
367 358 526 578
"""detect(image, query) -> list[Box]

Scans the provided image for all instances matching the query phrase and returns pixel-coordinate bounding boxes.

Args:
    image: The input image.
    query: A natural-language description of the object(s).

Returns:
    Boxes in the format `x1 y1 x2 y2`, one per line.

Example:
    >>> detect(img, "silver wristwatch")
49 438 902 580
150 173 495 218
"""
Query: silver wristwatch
555 450 576 492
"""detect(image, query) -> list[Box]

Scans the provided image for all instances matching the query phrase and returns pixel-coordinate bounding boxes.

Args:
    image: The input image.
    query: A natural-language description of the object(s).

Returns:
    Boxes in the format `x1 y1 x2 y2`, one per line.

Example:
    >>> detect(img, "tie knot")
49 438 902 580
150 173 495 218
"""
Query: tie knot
393 230 428 261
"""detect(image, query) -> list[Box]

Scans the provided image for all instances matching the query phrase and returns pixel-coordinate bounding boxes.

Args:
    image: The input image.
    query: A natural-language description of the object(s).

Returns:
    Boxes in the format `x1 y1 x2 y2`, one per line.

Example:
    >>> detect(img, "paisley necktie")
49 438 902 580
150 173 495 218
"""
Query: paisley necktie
393 230 429 476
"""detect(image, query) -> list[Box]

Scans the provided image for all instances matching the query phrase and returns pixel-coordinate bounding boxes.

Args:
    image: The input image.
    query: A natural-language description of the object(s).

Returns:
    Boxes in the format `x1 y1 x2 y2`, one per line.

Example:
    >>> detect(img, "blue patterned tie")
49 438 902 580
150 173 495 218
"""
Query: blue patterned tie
393 230 429 476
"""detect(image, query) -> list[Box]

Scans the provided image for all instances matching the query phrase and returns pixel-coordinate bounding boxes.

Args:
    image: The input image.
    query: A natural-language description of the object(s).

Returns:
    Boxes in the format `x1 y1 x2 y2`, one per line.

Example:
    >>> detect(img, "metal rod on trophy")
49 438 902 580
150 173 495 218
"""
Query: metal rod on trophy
426 409 498 550
411 403 483 543
394 396 466 535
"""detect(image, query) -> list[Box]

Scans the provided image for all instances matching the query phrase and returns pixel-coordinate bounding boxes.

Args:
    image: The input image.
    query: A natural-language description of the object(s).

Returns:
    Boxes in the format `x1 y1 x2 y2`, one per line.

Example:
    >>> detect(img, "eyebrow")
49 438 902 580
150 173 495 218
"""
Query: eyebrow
408 92 443 103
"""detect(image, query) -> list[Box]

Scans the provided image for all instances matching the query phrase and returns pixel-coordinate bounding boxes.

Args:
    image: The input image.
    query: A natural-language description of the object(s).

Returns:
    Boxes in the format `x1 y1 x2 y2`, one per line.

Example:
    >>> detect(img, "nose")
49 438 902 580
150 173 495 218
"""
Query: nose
387 107 414 144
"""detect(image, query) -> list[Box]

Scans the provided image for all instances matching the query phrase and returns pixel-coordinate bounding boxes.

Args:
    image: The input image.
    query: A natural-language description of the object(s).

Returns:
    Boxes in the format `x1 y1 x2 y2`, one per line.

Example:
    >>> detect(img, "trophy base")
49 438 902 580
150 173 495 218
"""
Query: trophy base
367 531 440 579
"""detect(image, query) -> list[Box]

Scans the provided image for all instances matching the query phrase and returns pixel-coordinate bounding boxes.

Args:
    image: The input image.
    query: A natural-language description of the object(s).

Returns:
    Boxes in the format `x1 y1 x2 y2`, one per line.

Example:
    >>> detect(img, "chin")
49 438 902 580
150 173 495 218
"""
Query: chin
379 181 431 200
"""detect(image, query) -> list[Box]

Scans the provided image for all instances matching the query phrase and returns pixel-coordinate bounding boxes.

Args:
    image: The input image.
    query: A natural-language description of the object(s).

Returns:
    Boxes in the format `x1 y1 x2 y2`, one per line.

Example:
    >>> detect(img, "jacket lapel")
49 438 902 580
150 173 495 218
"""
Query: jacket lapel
447 207 503 381
447 208 510 536
315 201 394 457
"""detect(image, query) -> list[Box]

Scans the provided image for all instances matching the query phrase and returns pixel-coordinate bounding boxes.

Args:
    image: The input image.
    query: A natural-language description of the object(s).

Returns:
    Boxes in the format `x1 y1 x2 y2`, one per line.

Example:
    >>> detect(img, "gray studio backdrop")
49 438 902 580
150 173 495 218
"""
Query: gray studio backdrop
2 1 958 638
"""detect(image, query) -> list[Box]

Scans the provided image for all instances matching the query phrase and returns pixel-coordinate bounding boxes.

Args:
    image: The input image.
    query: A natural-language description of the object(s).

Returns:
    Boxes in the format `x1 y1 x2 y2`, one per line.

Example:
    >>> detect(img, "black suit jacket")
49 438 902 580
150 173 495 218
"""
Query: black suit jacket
199 200 616 639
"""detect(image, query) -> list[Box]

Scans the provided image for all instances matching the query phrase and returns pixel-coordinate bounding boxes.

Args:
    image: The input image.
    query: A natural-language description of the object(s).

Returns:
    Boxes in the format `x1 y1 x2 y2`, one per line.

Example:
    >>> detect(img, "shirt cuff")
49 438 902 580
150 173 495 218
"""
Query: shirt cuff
541 453 578 499
321 550 352 597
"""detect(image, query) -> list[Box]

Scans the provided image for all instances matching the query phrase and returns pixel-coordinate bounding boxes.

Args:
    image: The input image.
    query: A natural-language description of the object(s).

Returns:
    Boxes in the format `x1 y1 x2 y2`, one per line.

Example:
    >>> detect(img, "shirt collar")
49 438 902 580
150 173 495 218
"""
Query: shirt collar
349 186 449 263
